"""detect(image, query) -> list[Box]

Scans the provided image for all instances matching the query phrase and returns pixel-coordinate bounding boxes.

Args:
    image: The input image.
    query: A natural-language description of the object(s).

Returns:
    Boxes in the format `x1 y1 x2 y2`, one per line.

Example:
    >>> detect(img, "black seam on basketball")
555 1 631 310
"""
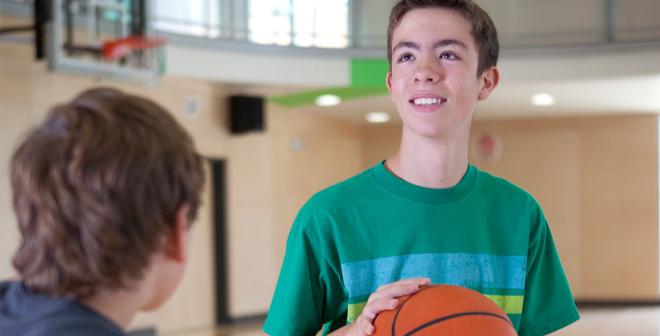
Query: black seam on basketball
402 311 514 336
391 285 436 336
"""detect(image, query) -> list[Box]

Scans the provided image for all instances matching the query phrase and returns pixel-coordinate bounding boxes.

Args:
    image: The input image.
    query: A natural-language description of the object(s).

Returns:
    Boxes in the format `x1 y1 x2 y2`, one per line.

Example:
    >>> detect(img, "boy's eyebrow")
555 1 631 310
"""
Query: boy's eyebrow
434 39 468 50
392 39 468 53
392 41 420 53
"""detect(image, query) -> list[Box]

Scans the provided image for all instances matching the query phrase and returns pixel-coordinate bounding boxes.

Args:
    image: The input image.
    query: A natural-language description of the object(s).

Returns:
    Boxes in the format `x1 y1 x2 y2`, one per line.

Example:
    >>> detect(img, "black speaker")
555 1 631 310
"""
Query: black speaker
229 95 264 134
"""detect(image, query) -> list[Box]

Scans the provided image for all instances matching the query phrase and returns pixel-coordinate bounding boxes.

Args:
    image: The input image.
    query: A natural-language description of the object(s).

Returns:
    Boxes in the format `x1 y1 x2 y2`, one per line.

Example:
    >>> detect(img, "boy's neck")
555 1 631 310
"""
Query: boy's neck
81 286 148 330
386 130 469 189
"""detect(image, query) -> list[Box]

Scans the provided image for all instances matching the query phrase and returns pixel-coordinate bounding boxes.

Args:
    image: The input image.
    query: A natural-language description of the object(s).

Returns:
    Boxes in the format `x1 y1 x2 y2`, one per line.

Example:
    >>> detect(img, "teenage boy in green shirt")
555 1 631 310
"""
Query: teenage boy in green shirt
264 1 580 335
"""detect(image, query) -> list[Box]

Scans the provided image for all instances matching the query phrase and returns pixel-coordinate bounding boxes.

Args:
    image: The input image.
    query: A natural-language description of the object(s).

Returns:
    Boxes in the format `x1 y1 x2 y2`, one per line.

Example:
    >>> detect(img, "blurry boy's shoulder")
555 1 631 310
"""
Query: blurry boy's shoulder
0 281 124 336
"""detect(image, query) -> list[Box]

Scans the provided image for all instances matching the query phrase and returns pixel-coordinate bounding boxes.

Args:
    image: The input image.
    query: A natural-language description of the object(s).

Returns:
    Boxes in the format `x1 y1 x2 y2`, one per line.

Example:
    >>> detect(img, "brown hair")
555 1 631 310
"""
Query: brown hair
387 0 499 75
10 88 205 298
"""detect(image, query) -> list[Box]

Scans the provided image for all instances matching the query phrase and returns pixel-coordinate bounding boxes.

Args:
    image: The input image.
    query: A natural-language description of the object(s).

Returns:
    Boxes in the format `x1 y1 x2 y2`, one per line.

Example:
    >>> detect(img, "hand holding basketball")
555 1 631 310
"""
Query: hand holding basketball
372 285 518 336
343 278 431 336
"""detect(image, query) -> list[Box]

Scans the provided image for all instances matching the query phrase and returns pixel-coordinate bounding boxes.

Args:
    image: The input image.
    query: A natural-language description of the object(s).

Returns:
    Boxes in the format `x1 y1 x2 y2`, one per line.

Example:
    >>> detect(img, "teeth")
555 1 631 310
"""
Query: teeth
413 98 440 106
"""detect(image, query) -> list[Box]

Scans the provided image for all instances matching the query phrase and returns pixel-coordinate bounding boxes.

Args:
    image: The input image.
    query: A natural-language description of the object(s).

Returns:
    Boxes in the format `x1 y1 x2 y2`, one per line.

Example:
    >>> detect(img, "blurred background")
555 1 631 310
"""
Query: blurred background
1 0 659 335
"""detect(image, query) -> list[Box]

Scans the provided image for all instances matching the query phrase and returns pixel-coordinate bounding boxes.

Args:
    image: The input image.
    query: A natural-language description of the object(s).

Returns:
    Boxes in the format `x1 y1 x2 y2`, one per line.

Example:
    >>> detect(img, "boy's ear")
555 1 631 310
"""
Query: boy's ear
386 71 395 102
478 66 500 100
164 204 190 263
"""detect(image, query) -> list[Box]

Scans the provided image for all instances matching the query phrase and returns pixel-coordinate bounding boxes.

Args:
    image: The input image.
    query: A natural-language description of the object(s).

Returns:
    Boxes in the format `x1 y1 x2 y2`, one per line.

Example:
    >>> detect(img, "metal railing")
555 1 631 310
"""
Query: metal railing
2 0 660 55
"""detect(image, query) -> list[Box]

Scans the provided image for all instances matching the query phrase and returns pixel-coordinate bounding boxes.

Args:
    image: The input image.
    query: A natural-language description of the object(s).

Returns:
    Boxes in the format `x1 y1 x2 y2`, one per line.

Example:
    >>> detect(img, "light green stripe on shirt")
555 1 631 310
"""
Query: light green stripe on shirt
347 302 367 323
346 295 523 323
484 294 524 314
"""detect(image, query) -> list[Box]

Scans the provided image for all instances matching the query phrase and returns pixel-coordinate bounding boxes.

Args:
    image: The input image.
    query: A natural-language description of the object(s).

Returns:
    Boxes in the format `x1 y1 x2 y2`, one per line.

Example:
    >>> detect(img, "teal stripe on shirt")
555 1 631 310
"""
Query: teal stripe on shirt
340 253 526 298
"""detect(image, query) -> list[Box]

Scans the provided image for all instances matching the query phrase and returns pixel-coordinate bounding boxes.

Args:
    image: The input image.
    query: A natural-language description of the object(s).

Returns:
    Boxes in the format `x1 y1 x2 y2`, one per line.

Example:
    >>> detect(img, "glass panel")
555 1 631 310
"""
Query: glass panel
476 0 605 48
153 0 220 38
147 0 660 50
248 0 348 48
292 0 348 48
614 0 660 42
248 0 293 46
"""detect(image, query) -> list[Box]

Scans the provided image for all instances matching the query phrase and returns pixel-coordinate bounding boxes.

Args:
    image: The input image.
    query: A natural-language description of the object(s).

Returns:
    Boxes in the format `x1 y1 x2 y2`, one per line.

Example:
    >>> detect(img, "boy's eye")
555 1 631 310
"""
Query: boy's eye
440 52 458 60
397 53 415 62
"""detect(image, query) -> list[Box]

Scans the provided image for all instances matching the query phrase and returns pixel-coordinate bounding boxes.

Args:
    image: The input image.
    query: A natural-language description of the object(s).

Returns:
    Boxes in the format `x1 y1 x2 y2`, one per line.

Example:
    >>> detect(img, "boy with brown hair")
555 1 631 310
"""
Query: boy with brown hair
0 88 205 335
264 1 579 335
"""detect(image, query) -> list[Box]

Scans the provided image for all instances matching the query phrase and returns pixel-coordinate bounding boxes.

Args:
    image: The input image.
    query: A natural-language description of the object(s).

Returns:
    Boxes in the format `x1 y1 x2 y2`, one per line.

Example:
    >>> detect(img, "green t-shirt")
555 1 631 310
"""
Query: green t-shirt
264 162 579 336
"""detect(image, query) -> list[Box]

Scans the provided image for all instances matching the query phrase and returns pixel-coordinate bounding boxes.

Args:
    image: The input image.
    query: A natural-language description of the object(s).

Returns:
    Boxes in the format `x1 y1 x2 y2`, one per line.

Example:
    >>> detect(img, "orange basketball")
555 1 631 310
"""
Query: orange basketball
372 285 518 336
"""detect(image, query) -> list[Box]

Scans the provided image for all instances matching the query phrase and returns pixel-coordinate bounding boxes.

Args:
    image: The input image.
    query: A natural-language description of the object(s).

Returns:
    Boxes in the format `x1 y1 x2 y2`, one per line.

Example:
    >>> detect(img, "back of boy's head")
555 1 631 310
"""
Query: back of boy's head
10 88 205 299
387 0 499 75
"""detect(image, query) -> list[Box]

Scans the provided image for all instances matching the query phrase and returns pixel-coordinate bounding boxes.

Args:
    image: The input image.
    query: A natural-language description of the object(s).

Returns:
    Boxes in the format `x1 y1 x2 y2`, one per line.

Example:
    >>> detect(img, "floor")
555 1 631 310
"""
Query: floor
552 307 660 336
167 306 660 336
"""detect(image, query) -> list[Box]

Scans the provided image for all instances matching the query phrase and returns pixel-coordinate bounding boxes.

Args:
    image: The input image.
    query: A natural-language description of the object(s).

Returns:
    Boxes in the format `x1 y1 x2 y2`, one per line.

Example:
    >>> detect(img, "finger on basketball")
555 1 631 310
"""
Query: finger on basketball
376 277 430 292
363 298 399 319
357 315 375 335
372 279 430 302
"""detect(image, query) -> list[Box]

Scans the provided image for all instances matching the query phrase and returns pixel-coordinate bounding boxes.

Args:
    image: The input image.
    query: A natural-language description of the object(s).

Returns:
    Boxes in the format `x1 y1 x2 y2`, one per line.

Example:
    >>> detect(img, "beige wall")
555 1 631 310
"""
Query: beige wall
362 124 401 169
362 116 660 300
270 106 365 262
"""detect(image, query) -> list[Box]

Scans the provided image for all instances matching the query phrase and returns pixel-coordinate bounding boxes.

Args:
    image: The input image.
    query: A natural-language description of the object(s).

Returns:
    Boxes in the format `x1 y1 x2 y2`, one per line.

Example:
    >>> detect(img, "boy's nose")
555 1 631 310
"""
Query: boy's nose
414 62 441 84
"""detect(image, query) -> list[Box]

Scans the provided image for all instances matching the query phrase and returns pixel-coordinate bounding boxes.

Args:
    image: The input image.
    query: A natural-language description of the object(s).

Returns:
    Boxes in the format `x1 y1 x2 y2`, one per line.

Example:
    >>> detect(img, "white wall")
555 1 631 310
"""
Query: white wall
165 43 350 87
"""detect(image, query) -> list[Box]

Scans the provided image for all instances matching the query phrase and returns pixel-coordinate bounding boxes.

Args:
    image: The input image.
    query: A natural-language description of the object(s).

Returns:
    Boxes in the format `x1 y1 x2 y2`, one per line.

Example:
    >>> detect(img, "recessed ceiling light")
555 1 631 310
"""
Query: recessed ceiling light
315 94 341 107
530 93 556 107
366 111 390 123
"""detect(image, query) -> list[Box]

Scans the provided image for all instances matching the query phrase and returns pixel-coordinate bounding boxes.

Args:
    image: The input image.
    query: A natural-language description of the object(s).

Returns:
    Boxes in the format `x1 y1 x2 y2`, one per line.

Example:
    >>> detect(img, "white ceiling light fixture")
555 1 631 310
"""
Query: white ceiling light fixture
315 94 341 107
366 111 391 124
531 93 556 107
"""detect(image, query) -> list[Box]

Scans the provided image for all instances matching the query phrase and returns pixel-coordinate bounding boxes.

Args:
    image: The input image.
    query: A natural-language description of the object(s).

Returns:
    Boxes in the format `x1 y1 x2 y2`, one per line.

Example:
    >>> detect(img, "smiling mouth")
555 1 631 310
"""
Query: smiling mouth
409 97 447 106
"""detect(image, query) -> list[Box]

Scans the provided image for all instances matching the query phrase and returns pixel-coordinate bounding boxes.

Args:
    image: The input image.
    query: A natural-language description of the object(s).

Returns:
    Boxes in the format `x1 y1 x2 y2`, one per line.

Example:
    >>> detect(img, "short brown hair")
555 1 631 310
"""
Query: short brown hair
10 88 205 298
387 0 499 75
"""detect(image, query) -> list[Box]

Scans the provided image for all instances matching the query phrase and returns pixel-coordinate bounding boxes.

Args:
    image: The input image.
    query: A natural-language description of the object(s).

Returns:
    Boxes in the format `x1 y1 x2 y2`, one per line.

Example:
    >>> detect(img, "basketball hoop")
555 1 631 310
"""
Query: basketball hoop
48 0 164 85
102 36 167 61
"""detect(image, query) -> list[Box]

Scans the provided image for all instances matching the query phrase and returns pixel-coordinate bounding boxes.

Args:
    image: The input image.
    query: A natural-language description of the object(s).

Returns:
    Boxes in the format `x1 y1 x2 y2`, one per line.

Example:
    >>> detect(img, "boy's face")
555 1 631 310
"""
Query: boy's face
387 7 498 140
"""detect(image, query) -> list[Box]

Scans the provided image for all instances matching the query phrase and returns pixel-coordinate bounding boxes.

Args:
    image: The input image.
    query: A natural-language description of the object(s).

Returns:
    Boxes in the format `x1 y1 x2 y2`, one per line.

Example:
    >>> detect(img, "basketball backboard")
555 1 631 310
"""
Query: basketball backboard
47 0 165 85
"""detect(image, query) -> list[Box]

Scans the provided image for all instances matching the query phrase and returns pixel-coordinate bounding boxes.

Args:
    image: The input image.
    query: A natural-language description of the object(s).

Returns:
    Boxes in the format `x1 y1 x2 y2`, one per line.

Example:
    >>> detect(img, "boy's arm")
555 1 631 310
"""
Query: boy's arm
263 223 330 335
263 204 348 336
518 206 580 336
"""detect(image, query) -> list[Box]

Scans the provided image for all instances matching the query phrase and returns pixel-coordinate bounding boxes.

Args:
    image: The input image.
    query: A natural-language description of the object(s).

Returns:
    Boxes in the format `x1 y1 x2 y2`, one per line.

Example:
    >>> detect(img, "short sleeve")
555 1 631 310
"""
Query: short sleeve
263 203 347 336
518 205 580 335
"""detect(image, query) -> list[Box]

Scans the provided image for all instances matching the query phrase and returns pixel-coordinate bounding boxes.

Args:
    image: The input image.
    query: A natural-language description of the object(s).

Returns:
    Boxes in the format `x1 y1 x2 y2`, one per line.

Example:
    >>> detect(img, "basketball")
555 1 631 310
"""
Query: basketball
372 285 518 336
